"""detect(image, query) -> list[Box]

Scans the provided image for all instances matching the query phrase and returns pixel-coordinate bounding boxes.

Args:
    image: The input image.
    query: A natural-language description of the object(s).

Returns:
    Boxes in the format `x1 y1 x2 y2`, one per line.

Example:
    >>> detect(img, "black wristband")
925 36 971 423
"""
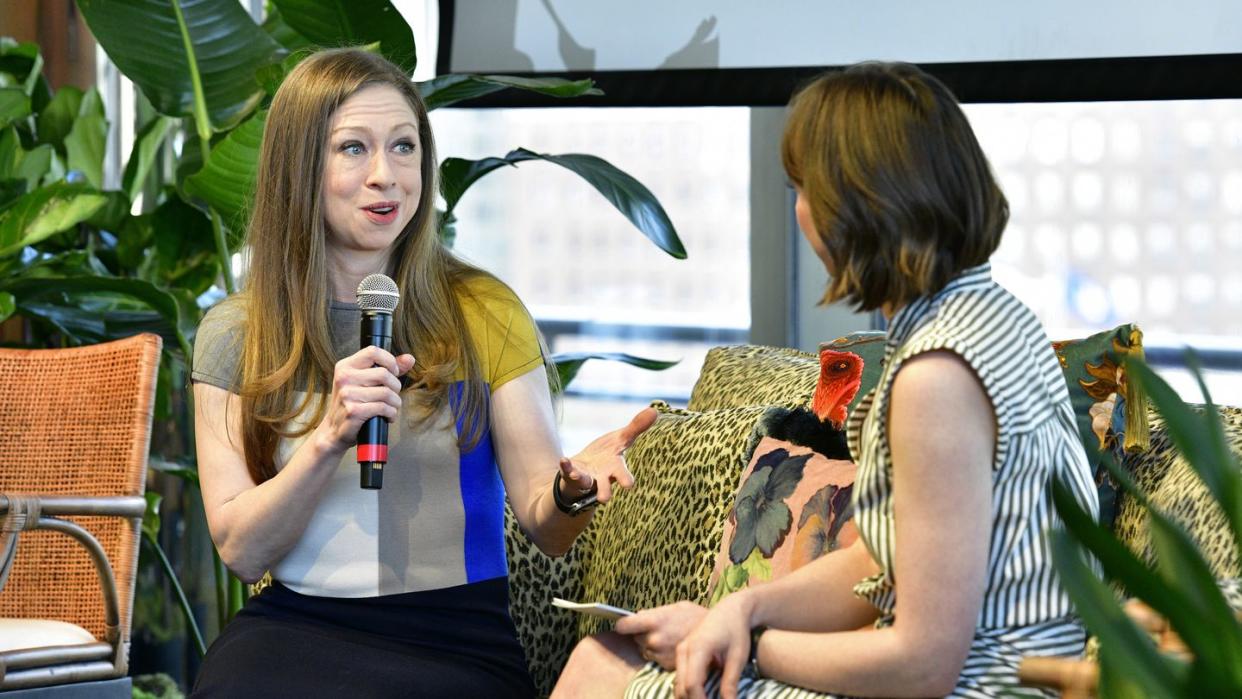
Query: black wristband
553 470 599 516
746 625 767 678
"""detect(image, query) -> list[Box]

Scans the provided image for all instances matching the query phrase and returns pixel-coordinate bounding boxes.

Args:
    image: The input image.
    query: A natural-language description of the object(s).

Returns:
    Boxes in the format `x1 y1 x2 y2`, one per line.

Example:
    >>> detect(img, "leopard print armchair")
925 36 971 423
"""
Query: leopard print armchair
505 347 821 696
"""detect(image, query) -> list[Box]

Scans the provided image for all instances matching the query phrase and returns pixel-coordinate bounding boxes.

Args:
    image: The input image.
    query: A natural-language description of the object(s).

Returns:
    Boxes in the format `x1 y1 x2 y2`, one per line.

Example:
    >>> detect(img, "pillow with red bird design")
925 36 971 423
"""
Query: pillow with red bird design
817 331 886 423
705 347 866 605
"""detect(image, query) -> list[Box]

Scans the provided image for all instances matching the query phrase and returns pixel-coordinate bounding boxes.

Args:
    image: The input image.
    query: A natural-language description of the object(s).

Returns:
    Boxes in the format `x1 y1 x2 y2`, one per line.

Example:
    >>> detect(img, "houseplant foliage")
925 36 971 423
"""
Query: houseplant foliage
1050 355 1242 698
2 0 683 669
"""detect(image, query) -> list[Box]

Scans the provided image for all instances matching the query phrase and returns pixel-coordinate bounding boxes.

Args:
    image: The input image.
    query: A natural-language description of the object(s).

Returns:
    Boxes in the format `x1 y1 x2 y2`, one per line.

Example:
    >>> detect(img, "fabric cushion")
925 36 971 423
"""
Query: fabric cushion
705 407 858 606
687 345 819 412
1114 405 1242 581
1052 323 1151 527
689 332 886 416
0 617 95 652
504 504 588 698
574 402 770 638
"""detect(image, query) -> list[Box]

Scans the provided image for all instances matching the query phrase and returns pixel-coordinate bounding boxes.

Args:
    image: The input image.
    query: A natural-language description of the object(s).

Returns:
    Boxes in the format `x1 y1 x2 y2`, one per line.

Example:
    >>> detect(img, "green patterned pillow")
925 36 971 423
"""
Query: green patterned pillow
1052 323 1150 527
574 402 769 638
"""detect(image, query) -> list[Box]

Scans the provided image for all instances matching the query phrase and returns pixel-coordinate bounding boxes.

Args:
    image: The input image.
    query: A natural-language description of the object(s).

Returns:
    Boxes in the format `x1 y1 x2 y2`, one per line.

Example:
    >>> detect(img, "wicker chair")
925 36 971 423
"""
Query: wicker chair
0 333 161 694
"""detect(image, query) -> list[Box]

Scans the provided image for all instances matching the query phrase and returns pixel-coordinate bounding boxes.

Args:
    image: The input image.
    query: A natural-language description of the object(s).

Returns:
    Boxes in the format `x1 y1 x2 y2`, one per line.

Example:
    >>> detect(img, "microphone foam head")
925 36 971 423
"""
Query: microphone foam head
356 273 399 312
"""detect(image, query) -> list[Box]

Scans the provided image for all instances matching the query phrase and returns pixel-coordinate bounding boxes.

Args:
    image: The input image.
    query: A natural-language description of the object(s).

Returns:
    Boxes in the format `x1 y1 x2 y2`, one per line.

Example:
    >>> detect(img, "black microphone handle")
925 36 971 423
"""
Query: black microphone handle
358 310 393 489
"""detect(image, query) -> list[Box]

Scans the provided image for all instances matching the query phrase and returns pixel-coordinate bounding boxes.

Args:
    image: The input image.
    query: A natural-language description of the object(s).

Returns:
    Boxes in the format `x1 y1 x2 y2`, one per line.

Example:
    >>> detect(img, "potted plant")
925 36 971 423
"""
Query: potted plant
1050 355 1242 697
2 0 683 686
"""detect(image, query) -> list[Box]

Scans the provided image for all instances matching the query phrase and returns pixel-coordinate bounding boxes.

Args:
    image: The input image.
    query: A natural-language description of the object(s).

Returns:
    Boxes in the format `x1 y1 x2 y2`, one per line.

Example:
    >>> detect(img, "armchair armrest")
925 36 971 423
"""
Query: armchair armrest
1 495 147 519
0 493 147 680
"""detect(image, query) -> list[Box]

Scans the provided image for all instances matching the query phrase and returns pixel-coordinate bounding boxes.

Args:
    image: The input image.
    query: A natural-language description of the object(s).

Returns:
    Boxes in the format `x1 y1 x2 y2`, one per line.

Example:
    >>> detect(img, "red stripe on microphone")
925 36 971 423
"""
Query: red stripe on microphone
357 444 388 463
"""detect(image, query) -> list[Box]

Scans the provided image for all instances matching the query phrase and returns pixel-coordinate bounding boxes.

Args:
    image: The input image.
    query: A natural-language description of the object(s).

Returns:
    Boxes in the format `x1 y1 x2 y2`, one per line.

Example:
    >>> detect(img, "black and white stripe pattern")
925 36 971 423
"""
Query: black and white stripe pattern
624 264 1099 698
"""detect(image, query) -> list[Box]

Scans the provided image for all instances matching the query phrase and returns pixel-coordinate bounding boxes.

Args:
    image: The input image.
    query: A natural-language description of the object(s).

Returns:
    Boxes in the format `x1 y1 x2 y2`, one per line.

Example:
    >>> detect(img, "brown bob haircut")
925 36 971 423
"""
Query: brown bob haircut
781 62 1008 312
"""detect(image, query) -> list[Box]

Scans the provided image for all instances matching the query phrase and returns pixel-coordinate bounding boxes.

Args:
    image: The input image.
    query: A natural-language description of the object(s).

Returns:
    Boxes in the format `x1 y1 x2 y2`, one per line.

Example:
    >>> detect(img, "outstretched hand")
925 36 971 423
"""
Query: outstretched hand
558 407 658 505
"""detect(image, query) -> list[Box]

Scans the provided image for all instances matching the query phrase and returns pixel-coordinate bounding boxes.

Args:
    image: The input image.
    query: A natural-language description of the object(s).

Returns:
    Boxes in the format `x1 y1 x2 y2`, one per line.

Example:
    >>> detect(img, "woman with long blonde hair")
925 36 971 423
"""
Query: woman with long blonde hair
189 47 653 697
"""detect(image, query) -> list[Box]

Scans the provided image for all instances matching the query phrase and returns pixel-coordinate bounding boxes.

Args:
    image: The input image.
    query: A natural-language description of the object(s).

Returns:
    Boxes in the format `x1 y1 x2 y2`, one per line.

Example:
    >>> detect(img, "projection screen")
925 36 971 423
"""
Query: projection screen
438 0 1242 105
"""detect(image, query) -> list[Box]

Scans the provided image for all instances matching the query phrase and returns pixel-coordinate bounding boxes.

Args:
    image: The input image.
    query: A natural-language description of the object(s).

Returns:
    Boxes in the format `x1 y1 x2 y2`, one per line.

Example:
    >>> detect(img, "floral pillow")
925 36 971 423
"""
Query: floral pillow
1052 323 1150 528
706 406 858 605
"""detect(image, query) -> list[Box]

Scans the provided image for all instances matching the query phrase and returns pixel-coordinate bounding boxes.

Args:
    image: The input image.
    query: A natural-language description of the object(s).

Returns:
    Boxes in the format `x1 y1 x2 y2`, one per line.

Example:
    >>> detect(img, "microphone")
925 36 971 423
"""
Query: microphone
356 273 399 489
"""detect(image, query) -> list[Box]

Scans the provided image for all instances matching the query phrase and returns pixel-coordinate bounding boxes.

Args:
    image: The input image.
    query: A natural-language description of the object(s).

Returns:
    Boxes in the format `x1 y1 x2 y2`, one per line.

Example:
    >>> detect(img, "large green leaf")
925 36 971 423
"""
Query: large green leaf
0 290 13 323
184 108 265 230
1054 477 1242 685
0 127 18 177
261 5 315 53
271 0 416 72
86 191 134 233
1047 528 1185 697
77 0 281 131
121 115 178 204
35 86 83 152
1147 513 1242 686
0 179 24 209
15 144 53 190
418 74 601 111
0 88 30 128
0 39 48 114
149 195 220 295
0 183 109 257
2 275 192 358
440 148 686 259
552 351 679 389
0 39 39 91
64 88 107 189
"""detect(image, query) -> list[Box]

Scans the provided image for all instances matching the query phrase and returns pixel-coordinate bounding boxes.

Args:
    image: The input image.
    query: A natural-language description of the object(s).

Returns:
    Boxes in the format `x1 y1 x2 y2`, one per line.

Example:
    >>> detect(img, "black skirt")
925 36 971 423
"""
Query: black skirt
190 577 536 699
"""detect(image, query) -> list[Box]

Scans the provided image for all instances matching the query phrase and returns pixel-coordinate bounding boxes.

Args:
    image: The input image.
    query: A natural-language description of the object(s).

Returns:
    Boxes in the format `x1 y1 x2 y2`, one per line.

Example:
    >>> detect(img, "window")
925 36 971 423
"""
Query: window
966 100 1242 405
429 107 751 450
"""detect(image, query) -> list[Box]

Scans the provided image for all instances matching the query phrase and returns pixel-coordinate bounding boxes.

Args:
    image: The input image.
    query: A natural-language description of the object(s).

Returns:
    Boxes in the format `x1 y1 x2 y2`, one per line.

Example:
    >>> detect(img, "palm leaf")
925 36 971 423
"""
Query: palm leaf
419 74 600 111
551 351 678 389
78 0 281 131
440 148 686 259
271 0 416 71
0 182 109 257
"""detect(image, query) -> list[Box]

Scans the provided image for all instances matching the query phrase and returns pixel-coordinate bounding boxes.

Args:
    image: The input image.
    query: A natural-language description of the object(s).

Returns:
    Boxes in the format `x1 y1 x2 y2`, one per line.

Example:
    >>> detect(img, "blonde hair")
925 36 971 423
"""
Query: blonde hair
236 47 495 484
781 62 1008 311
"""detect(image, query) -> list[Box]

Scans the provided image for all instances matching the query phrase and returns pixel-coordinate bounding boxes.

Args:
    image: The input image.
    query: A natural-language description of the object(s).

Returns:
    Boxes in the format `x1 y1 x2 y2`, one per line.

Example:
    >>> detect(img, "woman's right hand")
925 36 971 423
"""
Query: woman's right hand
316 346 415 455
613 601 707 670
674 591 758 699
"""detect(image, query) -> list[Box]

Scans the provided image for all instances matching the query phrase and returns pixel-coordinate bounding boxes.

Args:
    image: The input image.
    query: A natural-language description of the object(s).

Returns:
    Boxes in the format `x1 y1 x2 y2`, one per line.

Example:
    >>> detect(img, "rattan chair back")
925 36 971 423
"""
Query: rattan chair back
0 333 161 641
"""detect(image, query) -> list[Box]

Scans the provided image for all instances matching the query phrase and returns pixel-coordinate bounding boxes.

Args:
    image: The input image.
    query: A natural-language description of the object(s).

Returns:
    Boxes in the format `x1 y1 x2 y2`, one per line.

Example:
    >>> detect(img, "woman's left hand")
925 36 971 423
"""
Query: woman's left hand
559 407 658 504
674 592 756 699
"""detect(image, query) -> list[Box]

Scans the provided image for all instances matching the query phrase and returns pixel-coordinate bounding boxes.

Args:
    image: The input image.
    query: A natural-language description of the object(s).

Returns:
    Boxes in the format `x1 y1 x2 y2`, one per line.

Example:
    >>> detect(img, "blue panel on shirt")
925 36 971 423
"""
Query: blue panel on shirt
451 382 508 583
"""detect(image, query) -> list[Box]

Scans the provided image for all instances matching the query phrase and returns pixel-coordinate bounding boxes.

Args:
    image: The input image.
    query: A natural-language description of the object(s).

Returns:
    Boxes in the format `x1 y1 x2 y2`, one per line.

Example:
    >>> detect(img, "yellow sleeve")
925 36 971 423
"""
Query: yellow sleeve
458 275 545 391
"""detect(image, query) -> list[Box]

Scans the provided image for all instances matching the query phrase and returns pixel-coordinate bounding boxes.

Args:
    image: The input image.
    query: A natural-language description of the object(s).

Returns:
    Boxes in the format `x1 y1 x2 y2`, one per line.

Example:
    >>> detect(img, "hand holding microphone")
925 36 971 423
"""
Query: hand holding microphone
355 274 402 489
314 274 412 489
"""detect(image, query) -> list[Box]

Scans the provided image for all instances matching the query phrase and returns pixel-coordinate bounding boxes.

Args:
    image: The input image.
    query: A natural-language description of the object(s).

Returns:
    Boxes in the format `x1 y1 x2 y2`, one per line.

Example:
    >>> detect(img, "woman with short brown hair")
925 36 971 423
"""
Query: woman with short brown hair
554 61 1097 699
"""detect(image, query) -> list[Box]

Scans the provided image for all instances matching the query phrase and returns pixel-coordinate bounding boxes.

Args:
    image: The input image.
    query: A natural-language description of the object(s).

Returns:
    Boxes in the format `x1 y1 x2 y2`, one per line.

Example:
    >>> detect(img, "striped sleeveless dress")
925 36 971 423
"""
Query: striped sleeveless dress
626 263 1099 699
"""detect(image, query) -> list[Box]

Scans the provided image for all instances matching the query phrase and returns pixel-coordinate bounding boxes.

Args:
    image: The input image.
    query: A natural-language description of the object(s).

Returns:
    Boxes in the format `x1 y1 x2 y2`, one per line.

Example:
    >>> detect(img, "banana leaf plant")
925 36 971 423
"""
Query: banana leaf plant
2 0 684 657
1050 354 1242 698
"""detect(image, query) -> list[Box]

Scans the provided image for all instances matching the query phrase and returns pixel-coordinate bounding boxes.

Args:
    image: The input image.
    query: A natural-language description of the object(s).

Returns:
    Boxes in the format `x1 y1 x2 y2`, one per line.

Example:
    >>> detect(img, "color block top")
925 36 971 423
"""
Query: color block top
848 263 1100 629
191 274 543 598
